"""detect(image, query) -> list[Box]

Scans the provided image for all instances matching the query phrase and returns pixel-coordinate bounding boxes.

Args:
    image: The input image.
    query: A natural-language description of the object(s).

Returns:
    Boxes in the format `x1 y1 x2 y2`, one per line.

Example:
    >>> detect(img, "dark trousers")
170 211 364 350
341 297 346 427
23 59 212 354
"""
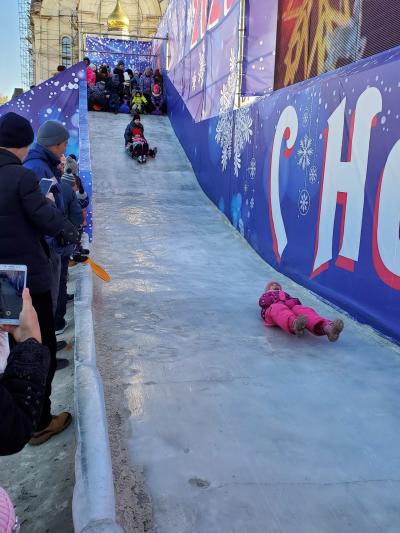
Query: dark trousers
31 291 57 430
55 255 69 329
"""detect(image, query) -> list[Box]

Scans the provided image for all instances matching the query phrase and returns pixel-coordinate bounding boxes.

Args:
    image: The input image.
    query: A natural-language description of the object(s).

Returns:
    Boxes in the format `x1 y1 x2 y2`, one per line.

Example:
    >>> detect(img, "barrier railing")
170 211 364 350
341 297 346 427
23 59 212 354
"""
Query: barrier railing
72 264 123 533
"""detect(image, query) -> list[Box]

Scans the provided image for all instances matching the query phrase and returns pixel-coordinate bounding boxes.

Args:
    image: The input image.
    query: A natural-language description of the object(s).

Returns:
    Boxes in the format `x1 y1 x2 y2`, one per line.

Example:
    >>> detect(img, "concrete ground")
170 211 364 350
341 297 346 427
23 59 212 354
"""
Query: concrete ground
90 111 400 533
0 280 77 533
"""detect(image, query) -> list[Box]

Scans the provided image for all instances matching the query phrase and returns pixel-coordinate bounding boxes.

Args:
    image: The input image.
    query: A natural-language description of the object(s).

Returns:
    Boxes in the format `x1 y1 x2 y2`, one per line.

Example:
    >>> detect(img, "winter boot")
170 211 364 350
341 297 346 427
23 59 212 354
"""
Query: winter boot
324 319 344 342
291 315 308 337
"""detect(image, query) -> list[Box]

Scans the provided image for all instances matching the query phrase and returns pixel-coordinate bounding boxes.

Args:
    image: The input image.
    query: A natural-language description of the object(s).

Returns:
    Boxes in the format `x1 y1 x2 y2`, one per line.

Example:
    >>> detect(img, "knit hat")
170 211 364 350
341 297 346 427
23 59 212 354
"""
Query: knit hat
65 155 78 175
266 281 282 291
37 120 69 147
0 112 34 148
117 60 125 67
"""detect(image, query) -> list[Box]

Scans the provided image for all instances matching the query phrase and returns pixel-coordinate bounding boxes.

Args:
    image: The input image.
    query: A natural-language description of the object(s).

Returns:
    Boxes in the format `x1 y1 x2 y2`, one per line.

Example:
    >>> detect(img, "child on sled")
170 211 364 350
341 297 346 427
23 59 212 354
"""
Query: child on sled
124 114 157 164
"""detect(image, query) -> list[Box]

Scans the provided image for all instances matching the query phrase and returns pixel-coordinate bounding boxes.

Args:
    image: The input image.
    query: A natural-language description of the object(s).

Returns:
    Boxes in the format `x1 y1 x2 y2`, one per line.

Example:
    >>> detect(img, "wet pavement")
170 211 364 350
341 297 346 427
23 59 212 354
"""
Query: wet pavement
90 111 400 533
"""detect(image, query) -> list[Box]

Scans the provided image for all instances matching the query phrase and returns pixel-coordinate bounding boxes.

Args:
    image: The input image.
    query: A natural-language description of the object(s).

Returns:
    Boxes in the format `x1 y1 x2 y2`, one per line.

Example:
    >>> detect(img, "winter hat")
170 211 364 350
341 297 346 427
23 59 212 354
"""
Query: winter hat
83 57 90 65
0 112 34 148
65 155 78 175
37 120 69 147
152 84 161 96
0 487 17 533
117 60 125 67
266 281 282 291
61 168 76 185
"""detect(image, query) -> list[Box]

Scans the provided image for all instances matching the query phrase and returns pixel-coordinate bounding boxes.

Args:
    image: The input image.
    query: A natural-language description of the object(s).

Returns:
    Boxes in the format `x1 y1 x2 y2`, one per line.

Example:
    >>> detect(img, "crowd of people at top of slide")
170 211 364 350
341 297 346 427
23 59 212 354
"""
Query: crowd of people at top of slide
83 57 165 116
0 111 91 528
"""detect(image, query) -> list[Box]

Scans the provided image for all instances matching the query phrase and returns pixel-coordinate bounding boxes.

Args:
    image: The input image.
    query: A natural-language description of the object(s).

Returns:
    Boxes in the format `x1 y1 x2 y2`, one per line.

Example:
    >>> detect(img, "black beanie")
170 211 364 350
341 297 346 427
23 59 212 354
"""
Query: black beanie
0 112 34 148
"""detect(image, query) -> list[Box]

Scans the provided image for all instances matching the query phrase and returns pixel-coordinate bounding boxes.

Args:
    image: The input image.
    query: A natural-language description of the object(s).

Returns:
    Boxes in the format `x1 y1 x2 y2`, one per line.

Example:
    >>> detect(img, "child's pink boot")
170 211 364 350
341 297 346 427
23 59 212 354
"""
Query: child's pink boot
324 319 344 342
291 315 308 336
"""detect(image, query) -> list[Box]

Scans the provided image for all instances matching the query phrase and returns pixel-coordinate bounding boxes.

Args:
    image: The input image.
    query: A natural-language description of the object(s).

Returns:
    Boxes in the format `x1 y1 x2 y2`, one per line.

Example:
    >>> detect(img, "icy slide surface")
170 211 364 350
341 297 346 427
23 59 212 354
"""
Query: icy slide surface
89 112 400 533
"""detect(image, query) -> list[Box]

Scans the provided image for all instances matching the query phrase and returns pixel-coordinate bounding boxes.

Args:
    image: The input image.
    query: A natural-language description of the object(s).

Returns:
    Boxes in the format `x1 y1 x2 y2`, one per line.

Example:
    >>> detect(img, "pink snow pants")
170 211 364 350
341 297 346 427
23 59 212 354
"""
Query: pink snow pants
264 303 330 336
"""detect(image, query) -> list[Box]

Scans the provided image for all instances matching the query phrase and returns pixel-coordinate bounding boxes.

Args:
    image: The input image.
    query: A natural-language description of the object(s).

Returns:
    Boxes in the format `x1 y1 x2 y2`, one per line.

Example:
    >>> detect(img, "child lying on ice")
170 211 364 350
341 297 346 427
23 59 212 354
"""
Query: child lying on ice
259 281 344 341
124 114 157 164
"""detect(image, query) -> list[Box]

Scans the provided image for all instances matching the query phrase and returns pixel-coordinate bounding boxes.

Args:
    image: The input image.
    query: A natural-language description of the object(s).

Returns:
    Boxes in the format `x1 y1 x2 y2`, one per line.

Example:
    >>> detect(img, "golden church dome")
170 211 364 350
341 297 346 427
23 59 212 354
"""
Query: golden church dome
107 0 130 31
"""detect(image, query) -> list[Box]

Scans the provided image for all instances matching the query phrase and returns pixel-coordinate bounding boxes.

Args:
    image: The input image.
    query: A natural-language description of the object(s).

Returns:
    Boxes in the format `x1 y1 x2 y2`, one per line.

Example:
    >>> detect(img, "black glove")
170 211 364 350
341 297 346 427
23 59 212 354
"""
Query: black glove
56 219 79 247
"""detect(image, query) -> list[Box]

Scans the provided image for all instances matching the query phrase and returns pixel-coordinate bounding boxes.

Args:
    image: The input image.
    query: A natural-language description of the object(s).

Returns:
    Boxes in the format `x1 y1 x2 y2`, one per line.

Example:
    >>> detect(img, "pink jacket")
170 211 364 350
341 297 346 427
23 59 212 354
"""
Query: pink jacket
87 67 96 88
258 290 301 320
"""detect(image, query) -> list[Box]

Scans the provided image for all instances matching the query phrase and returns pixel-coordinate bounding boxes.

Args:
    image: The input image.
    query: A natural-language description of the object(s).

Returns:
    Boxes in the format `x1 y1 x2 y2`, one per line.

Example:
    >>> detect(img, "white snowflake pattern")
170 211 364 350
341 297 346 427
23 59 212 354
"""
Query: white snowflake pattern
233 106 253 177
186 1 195 35
215 48 237 170
309 165 318 184
297 134 313 170
192 71 197 91
250 197 255 210
244 182 248 192
298 189 311 216
248 156 257 179
302 108 310 127
197 42 206 88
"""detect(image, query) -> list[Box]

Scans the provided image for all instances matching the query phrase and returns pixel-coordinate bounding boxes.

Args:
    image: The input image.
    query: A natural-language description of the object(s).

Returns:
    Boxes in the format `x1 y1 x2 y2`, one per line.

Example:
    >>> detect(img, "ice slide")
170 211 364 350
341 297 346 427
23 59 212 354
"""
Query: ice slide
89 111 400 533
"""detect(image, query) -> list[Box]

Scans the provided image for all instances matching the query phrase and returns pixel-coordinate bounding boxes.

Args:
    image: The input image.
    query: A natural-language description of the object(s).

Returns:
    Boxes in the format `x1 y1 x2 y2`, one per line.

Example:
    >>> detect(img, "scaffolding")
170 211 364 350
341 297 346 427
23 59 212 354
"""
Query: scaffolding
18 0 34 90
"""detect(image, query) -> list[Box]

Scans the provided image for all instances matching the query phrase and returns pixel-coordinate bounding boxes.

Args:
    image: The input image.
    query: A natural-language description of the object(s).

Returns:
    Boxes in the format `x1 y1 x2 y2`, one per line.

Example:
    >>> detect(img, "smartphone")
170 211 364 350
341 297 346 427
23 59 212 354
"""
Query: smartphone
39 178 54 195
0 265 27 325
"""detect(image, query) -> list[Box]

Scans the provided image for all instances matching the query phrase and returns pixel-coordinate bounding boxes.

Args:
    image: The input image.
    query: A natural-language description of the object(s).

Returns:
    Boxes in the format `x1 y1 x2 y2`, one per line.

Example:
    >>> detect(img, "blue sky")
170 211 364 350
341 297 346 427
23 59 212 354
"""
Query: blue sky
0 0 22 98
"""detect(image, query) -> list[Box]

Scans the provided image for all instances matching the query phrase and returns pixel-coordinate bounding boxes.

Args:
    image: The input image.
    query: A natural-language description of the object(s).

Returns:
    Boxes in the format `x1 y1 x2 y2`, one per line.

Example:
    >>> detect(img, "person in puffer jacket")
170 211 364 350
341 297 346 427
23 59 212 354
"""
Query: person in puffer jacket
139 67 154 112
259 281 344 341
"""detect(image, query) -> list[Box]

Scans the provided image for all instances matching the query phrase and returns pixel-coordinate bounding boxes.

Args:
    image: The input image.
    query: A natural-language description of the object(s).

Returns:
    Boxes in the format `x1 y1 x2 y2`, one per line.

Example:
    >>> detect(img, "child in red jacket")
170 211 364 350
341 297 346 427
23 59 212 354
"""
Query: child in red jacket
259 281 344 341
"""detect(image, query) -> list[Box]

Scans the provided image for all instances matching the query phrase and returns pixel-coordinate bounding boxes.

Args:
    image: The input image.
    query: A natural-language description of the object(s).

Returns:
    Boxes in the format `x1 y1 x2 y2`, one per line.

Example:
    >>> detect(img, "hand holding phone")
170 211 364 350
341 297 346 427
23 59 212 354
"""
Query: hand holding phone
0 265 27 326
39 178 54 195
0 288 41 344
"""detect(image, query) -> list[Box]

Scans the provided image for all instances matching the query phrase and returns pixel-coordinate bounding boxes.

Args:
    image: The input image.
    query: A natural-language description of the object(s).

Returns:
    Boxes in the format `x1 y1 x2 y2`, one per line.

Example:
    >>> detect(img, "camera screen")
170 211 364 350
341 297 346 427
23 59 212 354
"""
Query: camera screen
0 269 25 320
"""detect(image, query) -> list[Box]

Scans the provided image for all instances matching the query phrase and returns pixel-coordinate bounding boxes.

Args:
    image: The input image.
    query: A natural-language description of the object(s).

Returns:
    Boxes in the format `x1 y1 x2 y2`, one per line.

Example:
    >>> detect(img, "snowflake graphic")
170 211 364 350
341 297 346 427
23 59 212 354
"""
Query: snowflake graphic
309 165 318 184
298 189 311 216
192 71 197 91
233 106 253 176
198 42 206 88
186 1 195 35
244 182 248 192
248 156 257 179
215 48 237 170
302 107 310 127
250 197 255 209
297 134 313 170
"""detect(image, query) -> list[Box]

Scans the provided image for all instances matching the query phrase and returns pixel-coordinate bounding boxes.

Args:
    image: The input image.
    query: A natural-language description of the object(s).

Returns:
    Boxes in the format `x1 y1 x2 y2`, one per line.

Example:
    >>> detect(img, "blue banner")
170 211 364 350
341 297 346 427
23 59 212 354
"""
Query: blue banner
166 46 400 343
0 63 93 238
86 36 153 73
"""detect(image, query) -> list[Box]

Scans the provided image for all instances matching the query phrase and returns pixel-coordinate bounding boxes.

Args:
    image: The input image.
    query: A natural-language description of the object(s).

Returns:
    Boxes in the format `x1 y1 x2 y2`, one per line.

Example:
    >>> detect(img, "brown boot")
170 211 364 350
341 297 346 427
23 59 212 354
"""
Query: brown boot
29 412 72 445
291 315 307 337
324 319 344 342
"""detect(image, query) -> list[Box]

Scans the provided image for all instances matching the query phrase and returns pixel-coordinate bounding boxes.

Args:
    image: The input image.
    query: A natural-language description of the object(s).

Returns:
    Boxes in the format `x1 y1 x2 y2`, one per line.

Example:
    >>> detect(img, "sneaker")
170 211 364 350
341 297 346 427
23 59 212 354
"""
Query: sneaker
29 412 72 445
56 358 69 370
55 320 67 336
67 293 74 302
152 147 157 158
324 319 344 342
56 340 67 352
291 315 308 337
79 248 90 255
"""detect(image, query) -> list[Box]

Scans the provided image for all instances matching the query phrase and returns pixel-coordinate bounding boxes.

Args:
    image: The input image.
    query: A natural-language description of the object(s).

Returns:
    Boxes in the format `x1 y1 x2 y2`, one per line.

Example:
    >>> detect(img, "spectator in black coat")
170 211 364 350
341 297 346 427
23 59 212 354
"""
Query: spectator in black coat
0 288 50 455
0 112 73 445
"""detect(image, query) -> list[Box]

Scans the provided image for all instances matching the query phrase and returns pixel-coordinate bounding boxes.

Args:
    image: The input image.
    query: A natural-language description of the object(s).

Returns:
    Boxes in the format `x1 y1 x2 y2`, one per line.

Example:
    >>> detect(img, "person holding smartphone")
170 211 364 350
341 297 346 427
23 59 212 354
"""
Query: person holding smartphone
0 112 75 445
0 288 50 455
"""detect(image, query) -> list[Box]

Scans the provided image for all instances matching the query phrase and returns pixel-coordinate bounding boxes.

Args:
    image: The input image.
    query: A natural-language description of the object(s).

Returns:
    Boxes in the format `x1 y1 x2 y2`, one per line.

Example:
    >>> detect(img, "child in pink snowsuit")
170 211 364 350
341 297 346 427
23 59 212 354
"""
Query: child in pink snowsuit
259 281 344 341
